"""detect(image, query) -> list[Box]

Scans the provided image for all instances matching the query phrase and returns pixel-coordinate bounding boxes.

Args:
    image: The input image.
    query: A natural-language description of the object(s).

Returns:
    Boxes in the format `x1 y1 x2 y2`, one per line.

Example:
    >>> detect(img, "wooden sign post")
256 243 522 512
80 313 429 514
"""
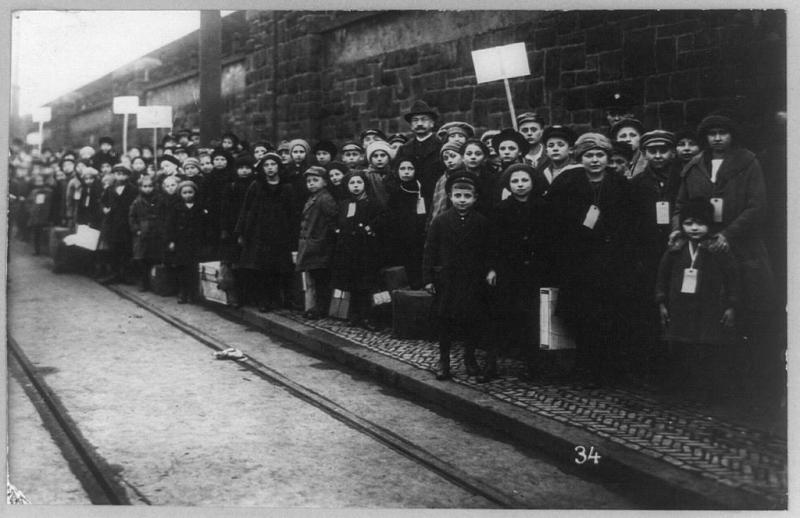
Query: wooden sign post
113 96 140 154
136 105 173 157
471 42 531 130
31 107 51 155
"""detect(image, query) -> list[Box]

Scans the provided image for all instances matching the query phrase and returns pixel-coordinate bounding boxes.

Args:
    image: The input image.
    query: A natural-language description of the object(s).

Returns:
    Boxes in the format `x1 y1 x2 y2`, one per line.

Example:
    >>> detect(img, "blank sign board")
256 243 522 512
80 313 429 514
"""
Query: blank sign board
113 96 139 114
471 42 531 84
137 106 173 129
32 107 51 123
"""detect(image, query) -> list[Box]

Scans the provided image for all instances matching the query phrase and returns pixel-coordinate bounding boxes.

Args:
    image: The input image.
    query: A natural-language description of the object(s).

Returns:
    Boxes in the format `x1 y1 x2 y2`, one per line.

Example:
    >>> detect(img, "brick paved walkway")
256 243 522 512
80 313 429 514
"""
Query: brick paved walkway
274 309 787 507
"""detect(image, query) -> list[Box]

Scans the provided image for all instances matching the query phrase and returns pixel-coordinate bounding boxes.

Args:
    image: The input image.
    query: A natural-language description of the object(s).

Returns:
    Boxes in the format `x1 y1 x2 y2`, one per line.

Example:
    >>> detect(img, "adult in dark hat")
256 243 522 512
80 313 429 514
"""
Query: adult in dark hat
359 128 388 149
396 99 443 210
675 112 779 396
603 91 637 128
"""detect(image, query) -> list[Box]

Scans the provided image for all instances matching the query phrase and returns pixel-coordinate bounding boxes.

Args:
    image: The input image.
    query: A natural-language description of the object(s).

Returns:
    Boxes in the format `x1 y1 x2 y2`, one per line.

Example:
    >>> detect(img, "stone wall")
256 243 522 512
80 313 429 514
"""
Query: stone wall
37 10 785 151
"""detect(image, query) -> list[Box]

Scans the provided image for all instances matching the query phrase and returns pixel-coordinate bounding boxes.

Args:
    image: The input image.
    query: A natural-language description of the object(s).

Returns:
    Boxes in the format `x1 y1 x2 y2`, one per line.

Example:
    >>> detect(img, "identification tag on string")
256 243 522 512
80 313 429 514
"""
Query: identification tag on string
710 197 724 223
681 268 699 294
656 201 670 225
416 196 426 215
501 188 511 201
73 191 82 201
346 202 356 218
582 205 600 229
35 193 45 205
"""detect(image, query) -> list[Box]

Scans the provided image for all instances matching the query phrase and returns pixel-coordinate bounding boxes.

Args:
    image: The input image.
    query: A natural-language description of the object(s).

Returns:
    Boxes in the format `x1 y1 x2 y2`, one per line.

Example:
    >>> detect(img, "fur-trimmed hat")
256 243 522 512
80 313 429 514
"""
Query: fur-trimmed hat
404 100 439 123
574 132 614 158
366 140 393 160
500 163 536 190
491 128 530 156
312 140 338 157
680 198 714 225
542 125 578 146
444 170 477 193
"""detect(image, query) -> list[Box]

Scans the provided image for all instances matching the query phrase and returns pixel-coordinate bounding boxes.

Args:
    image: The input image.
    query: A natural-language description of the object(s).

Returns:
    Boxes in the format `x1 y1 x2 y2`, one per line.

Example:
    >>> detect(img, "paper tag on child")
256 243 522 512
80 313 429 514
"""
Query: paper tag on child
416 197 426 215
656 201 670 225
346 202 356 218
35 193 45 205
73 191 82 201
681 268 699 294
501 188 511 201
582 205 600 229
710 197 723 222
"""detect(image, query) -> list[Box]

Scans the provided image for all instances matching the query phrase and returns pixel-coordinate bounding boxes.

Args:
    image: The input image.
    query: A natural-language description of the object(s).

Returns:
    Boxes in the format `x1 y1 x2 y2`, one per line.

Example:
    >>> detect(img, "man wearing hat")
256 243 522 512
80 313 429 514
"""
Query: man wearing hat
630 130 683 382
397 99 444 210
99 163 138 284
603 91 637 130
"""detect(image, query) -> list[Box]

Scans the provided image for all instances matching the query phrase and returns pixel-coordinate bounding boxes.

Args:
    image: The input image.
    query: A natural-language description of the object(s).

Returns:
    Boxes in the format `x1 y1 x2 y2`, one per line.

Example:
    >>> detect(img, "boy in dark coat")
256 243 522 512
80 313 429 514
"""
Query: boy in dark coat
25 174 54 255
165 180 207 303
99 164 138 284
656 198 740 399
201 148 235 259
235 152 295 311
128 175 164 291
423 172 492 381
220 154 256 307
295 166 339 319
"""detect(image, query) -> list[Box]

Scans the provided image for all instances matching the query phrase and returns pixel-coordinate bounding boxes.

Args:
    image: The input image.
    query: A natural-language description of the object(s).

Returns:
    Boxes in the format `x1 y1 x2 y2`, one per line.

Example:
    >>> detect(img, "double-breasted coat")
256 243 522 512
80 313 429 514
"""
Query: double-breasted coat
423 208 491 322
128 192 164 262
235 178 295 274
295 188 338 271
100 183 138 246
330 195 384 292
164 201 207 266
675 148 776 310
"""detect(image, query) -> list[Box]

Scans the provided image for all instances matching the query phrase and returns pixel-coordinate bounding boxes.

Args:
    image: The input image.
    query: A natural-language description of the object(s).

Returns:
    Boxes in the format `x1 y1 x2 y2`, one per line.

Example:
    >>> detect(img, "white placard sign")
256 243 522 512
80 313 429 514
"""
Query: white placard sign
113 96 139 114
471 42 531 84
137 106 173 129
26 132 42 145
32 107 52 123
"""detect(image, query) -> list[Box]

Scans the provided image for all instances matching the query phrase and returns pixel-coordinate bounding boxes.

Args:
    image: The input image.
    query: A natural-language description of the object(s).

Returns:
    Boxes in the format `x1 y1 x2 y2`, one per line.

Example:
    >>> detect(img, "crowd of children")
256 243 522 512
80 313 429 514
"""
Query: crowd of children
7 97 783 403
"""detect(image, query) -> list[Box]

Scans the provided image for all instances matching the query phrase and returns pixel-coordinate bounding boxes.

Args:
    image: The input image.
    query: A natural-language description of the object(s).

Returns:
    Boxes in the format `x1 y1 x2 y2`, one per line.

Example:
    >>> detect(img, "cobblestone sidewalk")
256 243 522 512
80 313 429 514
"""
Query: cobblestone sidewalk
274 310 787 508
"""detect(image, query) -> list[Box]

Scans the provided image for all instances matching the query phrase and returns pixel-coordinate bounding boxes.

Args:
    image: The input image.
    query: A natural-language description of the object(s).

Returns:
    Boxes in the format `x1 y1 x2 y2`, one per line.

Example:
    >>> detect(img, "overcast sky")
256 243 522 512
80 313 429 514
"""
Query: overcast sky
12 11 234 115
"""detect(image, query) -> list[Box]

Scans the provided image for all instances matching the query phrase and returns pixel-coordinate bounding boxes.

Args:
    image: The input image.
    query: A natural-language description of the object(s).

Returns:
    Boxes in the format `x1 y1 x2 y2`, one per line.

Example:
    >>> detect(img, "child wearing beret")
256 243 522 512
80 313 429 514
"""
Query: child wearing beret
295 166 339 319
423 172 492 381
330 170 384 328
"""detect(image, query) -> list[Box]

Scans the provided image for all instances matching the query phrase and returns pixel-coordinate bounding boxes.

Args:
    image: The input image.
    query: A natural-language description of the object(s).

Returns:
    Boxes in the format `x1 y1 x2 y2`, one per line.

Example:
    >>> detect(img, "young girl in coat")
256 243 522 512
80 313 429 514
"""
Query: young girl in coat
656 198 740 399
165 181 207 304
220 154 256 307
295 166 338 319
128 175 164 291
99 164 138 284
235 152 295 312
364 140 393 208
325 161 350 202
330 170 384 328
383 158 426 289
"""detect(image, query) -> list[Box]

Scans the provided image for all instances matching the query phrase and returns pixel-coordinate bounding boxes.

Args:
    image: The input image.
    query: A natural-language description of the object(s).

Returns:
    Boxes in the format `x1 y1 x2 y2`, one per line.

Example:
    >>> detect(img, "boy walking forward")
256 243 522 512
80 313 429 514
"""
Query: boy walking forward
423 172 492 380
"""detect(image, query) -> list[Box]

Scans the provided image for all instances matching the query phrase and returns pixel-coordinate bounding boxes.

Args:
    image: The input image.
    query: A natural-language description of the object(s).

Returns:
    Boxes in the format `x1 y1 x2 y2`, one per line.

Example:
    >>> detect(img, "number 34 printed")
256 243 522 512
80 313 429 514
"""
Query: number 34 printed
574 446 602 465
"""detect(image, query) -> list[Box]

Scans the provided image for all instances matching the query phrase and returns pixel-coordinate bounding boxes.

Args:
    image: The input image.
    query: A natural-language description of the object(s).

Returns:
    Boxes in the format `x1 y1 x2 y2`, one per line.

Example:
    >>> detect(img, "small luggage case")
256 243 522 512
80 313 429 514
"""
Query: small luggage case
198 261 230 305
328 289 351 319
391 289 435 339
150 264 178 297
47 226 71 257
539 287 576 350
52 242 90 274
379 266 410 291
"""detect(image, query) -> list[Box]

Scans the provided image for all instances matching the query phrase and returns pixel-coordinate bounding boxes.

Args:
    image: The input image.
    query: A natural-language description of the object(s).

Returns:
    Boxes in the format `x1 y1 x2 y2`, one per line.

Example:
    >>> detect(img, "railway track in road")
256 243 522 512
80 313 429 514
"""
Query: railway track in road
102 284 531 508
8 336 143 505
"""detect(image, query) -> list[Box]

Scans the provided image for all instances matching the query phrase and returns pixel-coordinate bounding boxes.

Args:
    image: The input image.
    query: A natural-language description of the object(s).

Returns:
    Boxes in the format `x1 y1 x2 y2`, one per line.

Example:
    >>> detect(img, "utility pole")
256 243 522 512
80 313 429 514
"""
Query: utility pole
199 11 222 147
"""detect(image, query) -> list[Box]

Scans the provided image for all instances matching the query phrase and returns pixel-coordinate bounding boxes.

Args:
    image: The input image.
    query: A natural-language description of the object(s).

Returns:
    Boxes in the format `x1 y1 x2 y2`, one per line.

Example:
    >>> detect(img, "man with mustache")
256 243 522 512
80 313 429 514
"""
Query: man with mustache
396 100 444 210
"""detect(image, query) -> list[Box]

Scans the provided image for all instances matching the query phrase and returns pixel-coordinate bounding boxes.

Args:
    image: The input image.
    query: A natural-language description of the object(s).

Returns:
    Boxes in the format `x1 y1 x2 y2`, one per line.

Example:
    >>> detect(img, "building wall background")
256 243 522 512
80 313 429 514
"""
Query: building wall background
36 10 785 152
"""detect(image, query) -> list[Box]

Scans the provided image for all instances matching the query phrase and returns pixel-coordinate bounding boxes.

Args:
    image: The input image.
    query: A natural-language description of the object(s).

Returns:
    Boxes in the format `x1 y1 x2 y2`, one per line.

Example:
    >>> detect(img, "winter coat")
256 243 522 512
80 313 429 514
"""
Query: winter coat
201 167 233 255
383 180 427 288
128 192 164 262
235 179 295 274
26 186 54 227
50 178 67 225
295 188 338 271
75 181 103 229
396 135 444 211
488 196 551 316
675 148 776 310
545 167 636 328
219 175 254 263
165 202 207 266
281 164 310 246
655 239 740 345
423 208 491 322
330 195 384 292
65 176 83 224
100 183 138 246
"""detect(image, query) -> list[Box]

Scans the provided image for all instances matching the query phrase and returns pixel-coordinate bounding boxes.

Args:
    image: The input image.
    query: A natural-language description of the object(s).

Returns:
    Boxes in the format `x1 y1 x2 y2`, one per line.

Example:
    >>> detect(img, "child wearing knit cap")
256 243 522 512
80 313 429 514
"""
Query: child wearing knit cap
129 174 164 291
364 140 394 208
165 180 207 303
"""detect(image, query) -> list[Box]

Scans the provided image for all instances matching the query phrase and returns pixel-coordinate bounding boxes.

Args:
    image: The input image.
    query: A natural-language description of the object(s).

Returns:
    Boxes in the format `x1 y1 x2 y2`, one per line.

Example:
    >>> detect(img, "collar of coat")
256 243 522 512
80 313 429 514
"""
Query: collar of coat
680 147 757 186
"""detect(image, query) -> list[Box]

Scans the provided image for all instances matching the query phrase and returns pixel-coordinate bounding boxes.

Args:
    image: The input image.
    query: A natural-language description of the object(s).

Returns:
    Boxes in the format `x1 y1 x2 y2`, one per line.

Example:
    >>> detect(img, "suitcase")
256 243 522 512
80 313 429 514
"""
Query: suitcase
52 242 91 274
391 289 435 339
47 226 71 257
539 287 576 350
328 289 351 319
150 264 178 297
198 261 230 305
379 266 410 291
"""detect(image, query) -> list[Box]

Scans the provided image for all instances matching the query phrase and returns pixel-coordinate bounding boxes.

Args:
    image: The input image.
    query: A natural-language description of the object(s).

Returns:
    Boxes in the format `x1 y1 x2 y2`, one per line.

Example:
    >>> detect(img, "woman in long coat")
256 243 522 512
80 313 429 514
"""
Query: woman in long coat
235 153 295 311
674 113 779 394
546 133 636 387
